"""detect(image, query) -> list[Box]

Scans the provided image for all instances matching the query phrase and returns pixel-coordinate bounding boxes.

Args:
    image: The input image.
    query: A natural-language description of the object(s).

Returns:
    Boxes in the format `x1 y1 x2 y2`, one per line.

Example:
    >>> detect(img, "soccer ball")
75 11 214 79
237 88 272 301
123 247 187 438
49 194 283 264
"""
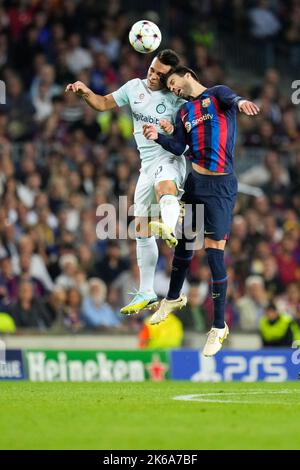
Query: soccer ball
129 20 162 54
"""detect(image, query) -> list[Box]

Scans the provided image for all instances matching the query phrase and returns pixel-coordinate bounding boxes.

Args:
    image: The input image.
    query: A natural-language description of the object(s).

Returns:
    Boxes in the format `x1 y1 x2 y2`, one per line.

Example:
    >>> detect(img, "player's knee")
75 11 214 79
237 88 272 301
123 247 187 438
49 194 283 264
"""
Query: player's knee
155 180 177 199
204 238 226 250
135 217 149 237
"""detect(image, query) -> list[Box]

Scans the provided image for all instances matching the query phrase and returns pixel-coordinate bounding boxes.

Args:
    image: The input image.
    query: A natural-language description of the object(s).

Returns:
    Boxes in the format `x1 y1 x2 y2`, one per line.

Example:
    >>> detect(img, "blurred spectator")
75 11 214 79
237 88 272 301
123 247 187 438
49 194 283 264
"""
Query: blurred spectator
259 302 300 347
89 24 120 62
139 313 183 349
18 252 48 299
30 64 61 103
275 234 300 287
65 33 93 74
283 3 300 68
174 284 206 332
17 172 42 209
55 253 78 289
95 240 128 285
289 151 300 195
5 74 35 141
261 256 281 297
64 287 84 332
237 276 269 330
248 0 281 68
276 282 300 318
81 277 120 329
0 255 18 304
240 150 281 186
89 52 117 95
18 235 53 291
9 280 51 329
45 285 68 327
71 106 101 143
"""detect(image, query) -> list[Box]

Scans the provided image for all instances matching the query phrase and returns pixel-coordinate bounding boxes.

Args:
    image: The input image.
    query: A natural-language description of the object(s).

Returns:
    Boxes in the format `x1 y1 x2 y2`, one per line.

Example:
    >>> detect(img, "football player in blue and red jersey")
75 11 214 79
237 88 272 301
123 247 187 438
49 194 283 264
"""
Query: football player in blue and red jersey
143 65 260 356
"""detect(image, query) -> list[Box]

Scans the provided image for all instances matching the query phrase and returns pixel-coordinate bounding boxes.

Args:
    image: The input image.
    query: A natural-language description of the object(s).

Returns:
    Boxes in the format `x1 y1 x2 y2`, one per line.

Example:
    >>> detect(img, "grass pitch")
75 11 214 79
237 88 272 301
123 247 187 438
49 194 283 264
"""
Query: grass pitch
1 381 300 450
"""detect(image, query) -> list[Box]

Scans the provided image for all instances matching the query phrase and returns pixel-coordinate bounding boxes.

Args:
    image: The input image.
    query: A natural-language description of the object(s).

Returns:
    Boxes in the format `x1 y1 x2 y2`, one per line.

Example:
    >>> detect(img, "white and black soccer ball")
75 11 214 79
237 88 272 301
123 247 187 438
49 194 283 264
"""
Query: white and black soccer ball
129 20 162 54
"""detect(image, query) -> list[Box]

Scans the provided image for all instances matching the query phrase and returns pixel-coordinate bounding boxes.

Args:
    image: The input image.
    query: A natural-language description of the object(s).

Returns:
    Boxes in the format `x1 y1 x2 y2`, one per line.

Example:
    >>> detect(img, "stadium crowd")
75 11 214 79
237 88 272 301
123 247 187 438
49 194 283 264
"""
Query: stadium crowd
0 0 299 343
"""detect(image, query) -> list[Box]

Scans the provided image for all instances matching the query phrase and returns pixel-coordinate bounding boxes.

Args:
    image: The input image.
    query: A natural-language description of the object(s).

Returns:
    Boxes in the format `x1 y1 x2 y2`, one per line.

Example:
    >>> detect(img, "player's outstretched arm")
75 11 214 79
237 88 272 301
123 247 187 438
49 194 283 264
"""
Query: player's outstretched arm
215 86 260 116
65 81 117 112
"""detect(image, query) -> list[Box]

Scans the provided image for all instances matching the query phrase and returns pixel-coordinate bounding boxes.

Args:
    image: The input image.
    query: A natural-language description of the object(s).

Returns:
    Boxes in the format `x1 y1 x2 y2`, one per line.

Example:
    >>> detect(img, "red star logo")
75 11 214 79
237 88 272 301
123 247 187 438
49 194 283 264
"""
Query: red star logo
146 354 169 381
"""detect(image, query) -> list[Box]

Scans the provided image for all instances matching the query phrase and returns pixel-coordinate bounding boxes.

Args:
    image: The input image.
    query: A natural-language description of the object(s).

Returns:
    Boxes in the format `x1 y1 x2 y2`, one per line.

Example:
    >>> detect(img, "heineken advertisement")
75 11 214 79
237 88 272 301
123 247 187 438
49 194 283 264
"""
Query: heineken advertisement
25 350 170 382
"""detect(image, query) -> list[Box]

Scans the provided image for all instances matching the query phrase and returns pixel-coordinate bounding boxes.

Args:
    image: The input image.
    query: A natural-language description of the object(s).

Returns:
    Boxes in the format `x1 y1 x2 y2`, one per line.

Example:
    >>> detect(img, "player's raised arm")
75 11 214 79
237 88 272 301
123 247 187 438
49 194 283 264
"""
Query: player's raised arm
215 85 260 116
143 111 186 156
65 81 117 112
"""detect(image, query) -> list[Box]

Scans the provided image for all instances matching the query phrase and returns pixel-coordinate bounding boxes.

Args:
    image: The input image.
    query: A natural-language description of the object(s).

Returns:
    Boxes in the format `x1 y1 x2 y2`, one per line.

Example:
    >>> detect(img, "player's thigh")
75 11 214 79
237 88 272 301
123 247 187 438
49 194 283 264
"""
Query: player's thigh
179 173 205 240
185 172 237 241
154 155 186 201
202 182 237 241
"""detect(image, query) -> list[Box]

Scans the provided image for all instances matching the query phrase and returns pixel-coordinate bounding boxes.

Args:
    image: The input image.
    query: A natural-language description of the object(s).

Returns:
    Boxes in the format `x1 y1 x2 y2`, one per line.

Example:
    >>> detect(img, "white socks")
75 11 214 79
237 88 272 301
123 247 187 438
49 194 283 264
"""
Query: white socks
159 194 180 233
136 236 158 297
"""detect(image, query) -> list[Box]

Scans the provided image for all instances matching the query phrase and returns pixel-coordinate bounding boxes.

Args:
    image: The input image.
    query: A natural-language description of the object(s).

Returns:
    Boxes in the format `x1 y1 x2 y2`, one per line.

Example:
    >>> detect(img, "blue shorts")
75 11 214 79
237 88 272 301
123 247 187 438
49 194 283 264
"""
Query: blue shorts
181 169 238 241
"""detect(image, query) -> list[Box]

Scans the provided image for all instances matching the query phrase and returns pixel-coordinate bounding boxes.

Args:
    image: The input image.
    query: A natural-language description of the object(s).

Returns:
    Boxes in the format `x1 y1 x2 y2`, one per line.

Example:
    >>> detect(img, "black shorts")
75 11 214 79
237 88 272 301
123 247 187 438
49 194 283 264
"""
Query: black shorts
181 169 238 241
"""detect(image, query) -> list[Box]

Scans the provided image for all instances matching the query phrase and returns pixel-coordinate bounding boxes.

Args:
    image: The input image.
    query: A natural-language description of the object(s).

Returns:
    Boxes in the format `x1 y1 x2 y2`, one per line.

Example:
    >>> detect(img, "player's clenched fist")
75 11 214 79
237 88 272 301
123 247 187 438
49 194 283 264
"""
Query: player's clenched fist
65 81 90 96
143 124 158 140
160 119 174 134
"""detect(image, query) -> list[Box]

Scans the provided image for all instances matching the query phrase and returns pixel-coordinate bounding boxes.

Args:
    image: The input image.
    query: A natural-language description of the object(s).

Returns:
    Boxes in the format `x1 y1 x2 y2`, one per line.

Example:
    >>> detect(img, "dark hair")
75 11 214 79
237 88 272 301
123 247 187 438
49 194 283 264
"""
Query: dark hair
156 49 180 68
160 65 199 88
266 301 277 311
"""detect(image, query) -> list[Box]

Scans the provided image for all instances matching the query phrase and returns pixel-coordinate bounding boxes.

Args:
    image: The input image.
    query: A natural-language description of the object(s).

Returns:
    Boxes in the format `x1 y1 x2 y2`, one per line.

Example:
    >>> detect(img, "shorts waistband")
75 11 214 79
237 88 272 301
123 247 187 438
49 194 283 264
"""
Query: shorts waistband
191 168 236 181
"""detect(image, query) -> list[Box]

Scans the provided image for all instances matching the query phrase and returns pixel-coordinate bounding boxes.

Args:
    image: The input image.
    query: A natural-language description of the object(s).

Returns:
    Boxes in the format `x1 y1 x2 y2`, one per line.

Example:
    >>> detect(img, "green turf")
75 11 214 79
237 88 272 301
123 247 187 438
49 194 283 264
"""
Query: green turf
1 381 300 450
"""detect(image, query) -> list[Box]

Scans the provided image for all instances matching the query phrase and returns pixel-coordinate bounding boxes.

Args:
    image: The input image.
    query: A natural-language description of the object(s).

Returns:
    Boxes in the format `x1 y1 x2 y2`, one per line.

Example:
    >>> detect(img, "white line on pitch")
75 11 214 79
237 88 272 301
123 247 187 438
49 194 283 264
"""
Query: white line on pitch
172 389 300 404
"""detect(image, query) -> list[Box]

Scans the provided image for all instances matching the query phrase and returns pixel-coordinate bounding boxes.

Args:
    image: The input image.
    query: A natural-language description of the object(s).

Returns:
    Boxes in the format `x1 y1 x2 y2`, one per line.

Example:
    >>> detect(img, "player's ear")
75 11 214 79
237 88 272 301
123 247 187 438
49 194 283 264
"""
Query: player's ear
185 72 191 80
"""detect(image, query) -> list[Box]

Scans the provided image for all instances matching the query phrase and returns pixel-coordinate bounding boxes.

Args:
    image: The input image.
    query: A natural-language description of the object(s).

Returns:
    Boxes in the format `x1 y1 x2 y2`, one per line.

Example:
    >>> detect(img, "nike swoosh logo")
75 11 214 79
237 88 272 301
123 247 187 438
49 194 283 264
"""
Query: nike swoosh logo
219 326 228 344
204 231 215 235
134 101 142 104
